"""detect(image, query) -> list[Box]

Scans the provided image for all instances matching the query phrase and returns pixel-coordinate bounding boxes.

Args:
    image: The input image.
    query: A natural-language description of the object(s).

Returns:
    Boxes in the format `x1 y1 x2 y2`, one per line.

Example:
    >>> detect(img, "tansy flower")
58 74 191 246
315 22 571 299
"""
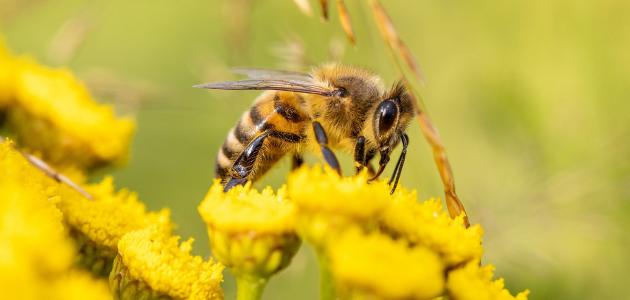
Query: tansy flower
0 37 15 107
447 260 529 300
328 229 445 300
198 181 300 300
47 271 112 300
287 166 390 247
2 51 134 170
112 225 224 300
379 189 484 267
0 141 111 300
287 166 391 300
56 177 171 277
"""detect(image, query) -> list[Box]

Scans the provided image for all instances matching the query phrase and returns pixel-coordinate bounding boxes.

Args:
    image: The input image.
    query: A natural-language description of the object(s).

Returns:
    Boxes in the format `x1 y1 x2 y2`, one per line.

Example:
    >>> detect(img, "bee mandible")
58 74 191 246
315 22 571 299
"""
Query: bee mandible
195 64 416 193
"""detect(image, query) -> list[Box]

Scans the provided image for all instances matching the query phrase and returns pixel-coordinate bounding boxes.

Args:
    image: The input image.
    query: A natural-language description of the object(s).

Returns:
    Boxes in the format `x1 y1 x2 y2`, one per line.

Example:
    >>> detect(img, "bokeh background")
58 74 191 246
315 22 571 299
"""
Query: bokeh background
2 0 629 299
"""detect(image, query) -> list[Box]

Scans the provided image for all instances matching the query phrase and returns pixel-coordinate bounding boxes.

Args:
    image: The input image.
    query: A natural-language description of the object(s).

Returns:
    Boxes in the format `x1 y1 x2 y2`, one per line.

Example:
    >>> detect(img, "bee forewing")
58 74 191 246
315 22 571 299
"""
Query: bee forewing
194 79 334 96
231 67 312 81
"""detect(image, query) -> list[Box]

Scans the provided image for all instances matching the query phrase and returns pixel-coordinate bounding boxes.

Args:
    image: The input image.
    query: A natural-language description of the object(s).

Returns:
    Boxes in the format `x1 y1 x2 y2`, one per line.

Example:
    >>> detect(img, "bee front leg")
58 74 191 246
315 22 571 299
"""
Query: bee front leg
291 153 304 170
224 132 270 192
365 149 377 176
312 121 341 174
353 136 367 173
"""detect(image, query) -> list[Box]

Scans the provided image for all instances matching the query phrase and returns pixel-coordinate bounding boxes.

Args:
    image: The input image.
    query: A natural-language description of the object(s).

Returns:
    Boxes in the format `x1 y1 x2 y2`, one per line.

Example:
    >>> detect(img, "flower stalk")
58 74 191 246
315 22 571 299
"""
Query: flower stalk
235 275 267 300
317 254 335 300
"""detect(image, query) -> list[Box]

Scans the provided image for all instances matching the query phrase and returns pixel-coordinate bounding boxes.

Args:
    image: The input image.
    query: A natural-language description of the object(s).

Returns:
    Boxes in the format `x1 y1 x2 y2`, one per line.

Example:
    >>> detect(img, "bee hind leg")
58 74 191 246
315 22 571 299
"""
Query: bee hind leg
224 177 248 192
223 132 270 192
312 121 341 174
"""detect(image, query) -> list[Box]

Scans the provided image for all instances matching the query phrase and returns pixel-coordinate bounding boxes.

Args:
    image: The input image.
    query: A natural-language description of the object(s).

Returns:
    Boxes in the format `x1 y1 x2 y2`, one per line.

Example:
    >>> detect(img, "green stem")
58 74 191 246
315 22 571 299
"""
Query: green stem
236 275 267 300
317 253 335 300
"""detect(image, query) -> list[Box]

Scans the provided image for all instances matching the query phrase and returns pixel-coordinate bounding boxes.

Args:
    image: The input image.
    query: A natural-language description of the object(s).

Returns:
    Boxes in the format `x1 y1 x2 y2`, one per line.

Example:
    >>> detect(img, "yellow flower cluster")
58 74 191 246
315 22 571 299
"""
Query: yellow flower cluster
287 166 528 300
48 271 112 300
56 176 172 276
0 38 14 107
380 191 484 267
0 141 111 300
113 225 224 300
2 138 225 298
329 230 444 300
200 181 296 233
199 182 300 299
447 261 530 300
0 39 134 170
287 167 389 247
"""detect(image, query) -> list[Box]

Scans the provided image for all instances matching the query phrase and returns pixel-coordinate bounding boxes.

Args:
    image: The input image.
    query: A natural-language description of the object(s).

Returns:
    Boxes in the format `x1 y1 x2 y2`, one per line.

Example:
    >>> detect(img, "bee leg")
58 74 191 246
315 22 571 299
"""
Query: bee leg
224 177 248 192
224 132 270 192
291 153 304 170
353 136 367 173
365 149 377 176
312 121 341 174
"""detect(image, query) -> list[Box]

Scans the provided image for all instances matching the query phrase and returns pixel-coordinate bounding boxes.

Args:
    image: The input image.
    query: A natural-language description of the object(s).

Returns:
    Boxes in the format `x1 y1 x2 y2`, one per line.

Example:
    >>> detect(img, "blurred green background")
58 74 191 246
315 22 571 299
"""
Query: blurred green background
2 0 629 299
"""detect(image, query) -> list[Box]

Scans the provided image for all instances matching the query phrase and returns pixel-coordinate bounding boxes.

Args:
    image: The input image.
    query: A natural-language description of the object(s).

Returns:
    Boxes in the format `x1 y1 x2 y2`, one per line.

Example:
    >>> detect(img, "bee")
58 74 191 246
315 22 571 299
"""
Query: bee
195 64 416 193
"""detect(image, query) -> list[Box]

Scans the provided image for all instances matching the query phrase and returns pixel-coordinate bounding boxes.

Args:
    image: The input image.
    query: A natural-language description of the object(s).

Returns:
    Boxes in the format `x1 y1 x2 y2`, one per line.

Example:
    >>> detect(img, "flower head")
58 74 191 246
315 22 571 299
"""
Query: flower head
0 141 111 300
199 181 300 279
328 229 445 300
56 176 171 276
0 38 15 107
447 260 529 300
287 166 389 247
2 52 135 170
113 225 224 300
48 271 111 300
380 190 484 266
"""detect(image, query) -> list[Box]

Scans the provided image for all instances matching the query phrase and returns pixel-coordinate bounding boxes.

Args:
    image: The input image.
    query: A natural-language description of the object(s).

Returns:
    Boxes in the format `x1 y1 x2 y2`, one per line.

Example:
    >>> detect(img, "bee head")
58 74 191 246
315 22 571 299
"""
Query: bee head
372 82 415 154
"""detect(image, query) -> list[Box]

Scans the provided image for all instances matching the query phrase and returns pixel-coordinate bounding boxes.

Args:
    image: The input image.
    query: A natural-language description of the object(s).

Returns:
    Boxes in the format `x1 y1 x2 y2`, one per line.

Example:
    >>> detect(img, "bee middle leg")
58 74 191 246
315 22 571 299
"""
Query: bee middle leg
312 121 341 174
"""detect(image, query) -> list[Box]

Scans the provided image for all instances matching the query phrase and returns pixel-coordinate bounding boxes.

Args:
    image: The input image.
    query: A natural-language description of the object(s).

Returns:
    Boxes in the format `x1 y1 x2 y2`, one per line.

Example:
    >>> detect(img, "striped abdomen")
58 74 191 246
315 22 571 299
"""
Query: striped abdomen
215 91 309 183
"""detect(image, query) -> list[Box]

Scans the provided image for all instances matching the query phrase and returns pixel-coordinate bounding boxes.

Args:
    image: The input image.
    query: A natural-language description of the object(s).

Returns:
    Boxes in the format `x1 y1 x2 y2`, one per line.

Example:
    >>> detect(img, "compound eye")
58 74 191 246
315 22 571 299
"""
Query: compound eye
376 100 399 135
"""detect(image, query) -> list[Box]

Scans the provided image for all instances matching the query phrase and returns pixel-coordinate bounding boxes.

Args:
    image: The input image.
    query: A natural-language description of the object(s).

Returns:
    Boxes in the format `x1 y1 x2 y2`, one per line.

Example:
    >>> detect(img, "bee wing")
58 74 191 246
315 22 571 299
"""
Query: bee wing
194 79 335 96
231 67 312 81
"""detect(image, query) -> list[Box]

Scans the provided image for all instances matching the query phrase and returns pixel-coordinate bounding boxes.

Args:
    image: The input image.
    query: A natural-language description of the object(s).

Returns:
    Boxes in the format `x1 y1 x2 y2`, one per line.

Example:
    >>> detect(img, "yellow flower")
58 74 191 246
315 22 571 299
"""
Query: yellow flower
113 225 224 300
0 141 111 300
199 181 300 300
0 37 15 107
287 166 389 247
447 261 529 300
328 229 445 300
380 189 484 267
200 180 296 234
56 176 171 276
48 271 112 300
3 54 135 170
0 141 74 276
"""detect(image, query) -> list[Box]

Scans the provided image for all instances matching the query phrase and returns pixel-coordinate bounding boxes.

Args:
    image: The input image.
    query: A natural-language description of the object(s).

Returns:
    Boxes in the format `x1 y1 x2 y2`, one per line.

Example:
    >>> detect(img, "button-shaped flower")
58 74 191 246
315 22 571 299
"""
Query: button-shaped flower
447 260 529 300
198 181 300 300
56 177 171 277
1 49 134 171
0 141 111 300
328 229 445 300
287 166 390 248
112 225 224 300
379 189 484 267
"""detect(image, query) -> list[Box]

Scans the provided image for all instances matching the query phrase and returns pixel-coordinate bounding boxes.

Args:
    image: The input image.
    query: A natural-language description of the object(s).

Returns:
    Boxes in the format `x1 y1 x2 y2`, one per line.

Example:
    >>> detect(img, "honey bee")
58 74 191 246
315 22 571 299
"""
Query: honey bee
195 64 416 193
